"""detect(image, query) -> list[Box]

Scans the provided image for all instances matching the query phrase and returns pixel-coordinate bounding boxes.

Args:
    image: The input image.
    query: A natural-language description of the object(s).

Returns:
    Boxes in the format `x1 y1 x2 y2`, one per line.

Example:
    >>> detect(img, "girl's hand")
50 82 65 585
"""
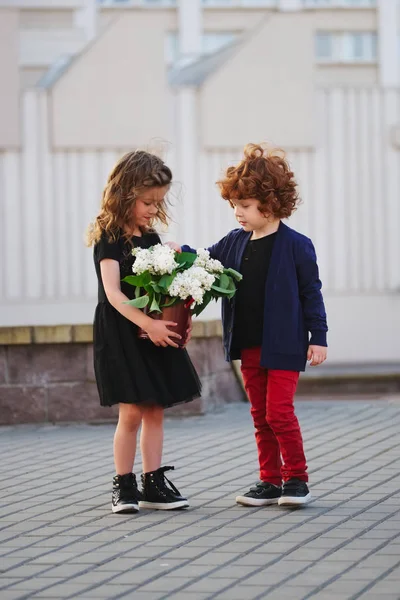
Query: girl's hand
307 345 327 366
165 241 182 253
146 320 181 348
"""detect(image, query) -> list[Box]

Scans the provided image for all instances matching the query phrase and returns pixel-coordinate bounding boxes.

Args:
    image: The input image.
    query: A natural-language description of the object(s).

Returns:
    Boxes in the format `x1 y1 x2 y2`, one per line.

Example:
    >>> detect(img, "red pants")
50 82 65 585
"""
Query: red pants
240 347 308 485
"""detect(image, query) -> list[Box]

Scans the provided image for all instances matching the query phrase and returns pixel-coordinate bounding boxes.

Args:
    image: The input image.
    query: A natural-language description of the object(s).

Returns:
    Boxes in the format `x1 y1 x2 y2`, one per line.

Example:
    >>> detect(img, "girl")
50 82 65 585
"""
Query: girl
87 150 201 514
175 143 328 507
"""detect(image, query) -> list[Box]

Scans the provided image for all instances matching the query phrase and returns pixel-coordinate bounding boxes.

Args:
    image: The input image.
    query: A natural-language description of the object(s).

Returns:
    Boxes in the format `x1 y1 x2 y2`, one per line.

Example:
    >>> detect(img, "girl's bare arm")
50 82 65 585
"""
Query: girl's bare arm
100 259 181 348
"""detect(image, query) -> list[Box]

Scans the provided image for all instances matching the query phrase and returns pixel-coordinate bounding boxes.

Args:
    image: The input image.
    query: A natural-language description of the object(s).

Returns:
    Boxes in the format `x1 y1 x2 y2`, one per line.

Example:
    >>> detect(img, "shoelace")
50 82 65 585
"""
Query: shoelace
158 466 181 496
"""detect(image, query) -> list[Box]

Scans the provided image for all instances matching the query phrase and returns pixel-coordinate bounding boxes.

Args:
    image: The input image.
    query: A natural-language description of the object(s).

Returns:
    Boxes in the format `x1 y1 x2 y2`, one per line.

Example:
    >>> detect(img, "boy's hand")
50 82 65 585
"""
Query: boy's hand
307 345 327 366
165 241 182 253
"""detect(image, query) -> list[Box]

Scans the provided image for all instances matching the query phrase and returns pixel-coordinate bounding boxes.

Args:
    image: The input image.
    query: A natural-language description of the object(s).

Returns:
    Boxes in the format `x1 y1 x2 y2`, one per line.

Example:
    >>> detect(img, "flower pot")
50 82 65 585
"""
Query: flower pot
138 301 191 348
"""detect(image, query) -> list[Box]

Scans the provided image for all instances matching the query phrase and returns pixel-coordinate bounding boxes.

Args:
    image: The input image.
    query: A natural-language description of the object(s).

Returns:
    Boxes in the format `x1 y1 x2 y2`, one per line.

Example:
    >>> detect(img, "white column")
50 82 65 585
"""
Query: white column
75 0 97 43
175 0 202 246
22 90 42 299
378 0 399 88
178 0 202 62
176 88 198 246
278 0 303 11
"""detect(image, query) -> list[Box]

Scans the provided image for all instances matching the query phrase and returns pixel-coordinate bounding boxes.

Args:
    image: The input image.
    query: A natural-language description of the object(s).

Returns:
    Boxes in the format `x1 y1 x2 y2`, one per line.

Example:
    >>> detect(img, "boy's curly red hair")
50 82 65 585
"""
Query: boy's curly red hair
217 143 299 219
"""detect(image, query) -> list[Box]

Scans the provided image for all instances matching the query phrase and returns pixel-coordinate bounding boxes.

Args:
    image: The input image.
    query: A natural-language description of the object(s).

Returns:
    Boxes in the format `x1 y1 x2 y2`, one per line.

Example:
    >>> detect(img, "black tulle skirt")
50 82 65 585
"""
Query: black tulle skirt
93 302 202 408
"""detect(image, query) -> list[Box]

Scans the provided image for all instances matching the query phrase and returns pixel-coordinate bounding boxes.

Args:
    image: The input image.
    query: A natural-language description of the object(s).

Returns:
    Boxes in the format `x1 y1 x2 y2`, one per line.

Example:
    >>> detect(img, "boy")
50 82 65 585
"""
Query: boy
177 143 328 507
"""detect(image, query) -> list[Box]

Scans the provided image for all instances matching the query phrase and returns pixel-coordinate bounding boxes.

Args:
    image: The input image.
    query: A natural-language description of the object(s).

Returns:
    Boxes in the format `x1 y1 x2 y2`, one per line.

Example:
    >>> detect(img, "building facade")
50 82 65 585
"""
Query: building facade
0 0 399 366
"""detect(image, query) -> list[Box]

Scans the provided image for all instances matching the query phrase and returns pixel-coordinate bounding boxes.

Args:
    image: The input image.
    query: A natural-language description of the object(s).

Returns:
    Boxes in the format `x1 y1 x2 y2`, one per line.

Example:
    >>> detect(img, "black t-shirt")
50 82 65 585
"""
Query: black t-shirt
93 230 160 303
231 232 277 350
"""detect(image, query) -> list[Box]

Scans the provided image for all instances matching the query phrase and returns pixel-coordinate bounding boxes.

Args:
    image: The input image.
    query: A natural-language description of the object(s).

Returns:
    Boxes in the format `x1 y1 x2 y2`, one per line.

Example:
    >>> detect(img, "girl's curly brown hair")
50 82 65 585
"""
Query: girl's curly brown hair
217 143 299 219
86 150 172 246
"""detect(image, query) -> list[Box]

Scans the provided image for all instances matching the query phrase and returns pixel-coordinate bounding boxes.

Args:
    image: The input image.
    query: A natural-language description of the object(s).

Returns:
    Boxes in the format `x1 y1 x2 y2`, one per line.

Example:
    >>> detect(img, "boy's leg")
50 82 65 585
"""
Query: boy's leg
240 348 282 485
265 370 308 482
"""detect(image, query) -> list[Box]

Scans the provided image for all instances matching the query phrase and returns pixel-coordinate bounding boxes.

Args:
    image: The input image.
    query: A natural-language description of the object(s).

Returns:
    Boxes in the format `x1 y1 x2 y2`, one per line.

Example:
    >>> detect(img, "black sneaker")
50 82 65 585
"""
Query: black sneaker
236 481 282 507
112 473 142 514
278 478 312 507
139 466 189 510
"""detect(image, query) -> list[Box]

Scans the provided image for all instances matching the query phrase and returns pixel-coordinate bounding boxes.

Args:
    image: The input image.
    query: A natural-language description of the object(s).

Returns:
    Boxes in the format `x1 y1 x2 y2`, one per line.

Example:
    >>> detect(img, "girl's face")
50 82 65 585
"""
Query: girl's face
231 198 269 232
131 186 169 229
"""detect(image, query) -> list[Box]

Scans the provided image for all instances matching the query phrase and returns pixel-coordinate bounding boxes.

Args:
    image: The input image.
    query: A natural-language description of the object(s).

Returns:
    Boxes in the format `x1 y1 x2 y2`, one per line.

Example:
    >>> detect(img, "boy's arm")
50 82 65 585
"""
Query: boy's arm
181 234 229 260
296 238 328 348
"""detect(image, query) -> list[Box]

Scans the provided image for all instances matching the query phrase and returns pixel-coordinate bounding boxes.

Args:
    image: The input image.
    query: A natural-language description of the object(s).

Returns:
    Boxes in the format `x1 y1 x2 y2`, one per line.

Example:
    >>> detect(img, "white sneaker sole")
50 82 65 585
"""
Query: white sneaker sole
236 496 280 507
278 493 312 507
111 503 139 514
139 500 189 510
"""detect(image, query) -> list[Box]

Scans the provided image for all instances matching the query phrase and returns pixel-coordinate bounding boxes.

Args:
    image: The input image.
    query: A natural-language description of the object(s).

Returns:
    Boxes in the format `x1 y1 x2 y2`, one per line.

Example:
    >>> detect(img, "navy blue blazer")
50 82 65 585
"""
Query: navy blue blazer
182 221 328 372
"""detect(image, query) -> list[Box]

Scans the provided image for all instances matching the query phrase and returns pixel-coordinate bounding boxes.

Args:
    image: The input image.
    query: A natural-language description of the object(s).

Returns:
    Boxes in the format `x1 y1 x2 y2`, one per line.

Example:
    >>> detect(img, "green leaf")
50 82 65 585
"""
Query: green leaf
149 295 161 313
211 284 234 295
158 273 175 291
135 286 142 299
224 268 243 282
226 277 236 291
160 296 178 308
191 305 202 317
124 295 149 308
150 281 162 294
218 273 230 290
175 252 197 267
192 291 213 317
122 272 152 288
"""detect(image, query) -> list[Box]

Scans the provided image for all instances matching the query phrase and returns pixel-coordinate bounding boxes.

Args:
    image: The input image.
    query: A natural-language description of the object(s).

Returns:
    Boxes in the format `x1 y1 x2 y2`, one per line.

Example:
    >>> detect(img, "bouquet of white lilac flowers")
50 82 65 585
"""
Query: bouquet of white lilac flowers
122 244 242 317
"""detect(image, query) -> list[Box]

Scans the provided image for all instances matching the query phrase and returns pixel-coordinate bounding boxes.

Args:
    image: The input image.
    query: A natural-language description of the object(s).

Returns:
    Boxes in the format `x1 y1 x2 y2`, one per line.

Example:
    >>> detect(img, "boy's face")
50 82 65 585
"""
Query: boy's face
231 198 268 232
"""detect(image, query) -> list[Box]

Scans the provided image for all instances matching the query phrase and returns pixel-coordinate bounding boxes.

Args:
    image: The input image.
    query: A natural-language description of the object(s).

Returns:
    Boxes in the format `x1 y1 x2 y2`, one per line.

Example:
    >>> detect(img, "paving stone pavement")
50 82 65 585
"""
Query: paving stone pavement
1 399 400 600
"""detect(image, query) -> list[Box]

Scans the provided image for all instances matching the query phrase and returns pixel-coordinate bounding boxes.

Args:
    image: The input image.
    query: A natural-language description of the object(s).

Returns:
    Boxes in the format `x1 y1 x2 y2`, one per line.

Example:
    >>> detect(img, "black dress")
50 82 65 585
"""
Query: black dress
93 230 201 408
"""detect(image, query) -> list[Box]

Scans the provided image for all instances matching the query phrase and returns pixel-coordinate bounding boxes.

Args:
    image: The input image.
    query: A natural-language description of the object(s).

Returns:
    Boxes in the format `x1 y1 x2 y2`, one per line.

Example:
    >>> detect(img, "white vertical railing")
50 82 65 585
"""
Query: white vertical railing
2 153 21 300
22 90 42 300
0 86 399 327
383 90 400 292
199 88 400 297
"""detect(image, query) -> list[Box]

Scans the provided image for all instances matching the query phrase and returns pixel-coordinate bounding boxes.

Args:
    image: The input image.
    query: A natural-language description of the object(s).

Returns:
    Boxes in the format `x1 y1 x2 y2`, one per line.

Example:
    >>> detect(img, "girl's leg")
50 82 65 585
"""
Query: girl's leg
265 370 307 482
140 405 164 473
139 405 189 510
114 403 143 475
241 348 282 485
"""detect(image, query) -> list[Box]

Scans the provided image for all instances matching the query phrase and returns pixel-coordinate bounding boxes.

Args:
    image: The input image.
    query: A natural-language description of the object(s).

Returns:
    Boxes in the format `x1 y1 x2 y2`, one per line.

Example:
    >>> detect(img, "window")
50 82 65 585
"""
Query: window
304 0 376 6
97 0 177 6
202 0 276 6
202 0 233 4
142 0 176 4
315 33 332 59
315 32 377 62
